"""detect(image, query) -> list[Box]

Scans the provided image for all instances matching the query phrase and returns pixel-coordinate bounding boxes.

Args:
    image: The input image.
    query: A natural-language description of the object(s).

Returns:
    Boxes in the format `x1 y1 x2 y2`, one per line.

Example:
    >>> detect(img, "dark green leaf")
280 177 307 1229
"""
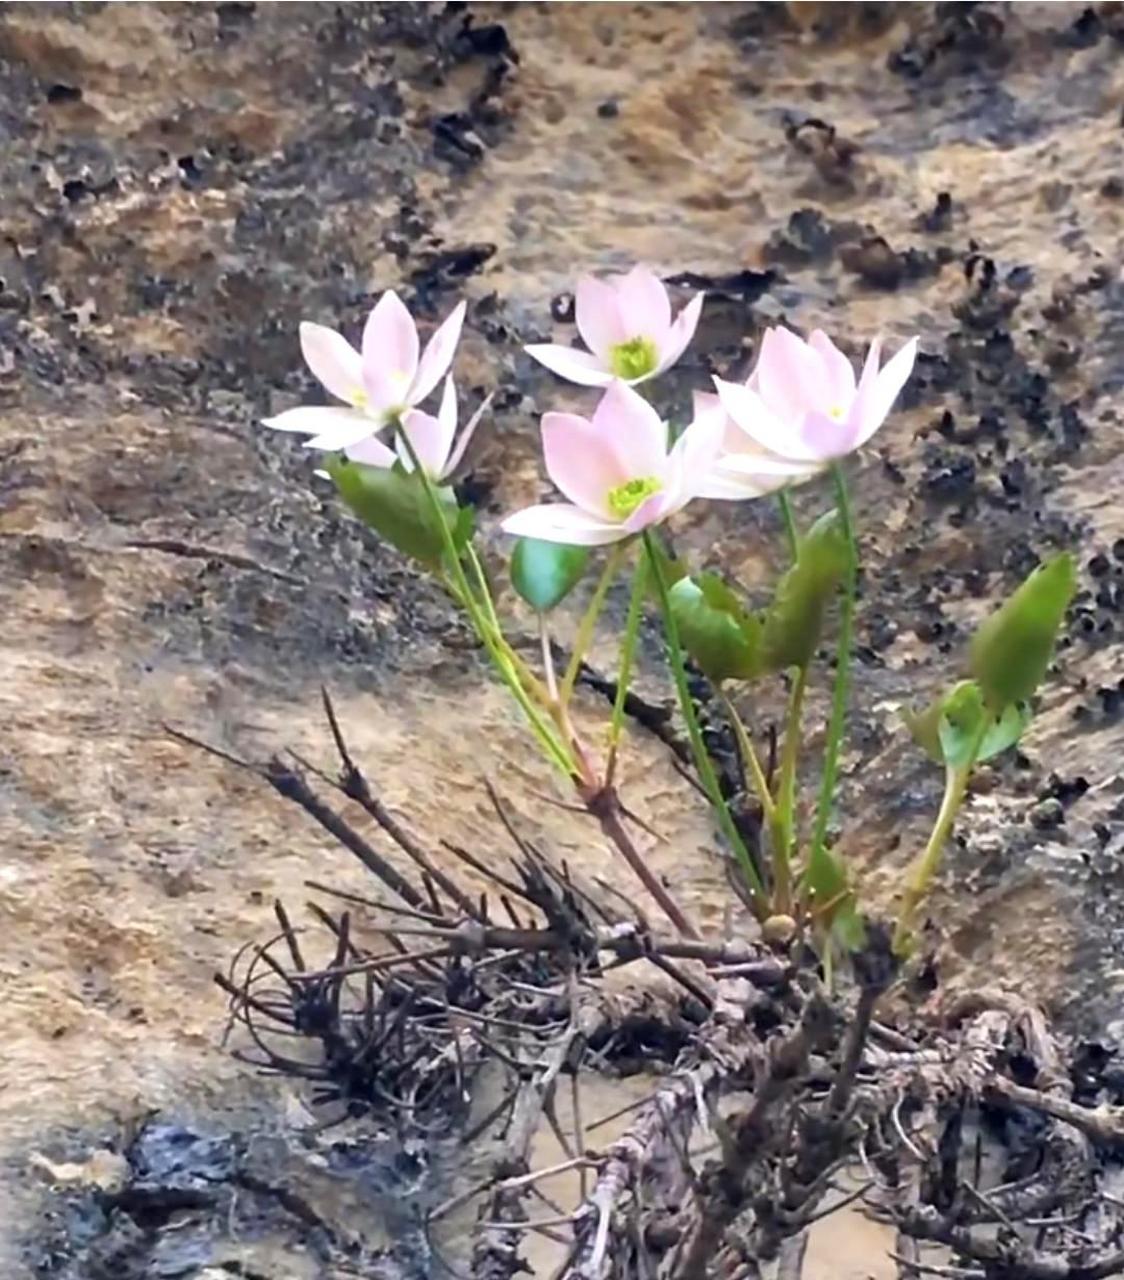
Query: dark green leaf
760 509 849 672
327 458 461 569
668 572 761 682
510 538 590 612
969 553 1076 708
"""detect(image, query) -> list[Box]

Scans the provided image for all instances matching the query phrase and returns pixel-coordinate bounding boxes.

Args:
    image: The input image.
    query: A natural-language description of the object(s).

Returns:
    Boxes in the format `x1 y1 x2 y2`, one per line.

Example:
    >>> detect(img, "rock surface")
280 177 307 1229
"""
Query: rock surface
2 2 1124 1275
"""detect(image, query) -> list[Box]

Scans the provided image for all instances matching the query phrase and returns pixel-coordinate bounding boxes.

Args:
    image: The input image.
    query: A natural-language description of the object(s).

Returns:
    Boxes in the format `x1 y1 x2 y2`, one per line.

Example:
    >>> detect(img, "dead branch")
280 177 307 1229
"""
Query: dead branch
200 711 1124 1280
578 779 701 939
673 990 837 1280
986 1078 1124 1148
264 755 428 909
473 994 606 1279
566 974 787 1279
318 688 482 919
897 1204 1124 1280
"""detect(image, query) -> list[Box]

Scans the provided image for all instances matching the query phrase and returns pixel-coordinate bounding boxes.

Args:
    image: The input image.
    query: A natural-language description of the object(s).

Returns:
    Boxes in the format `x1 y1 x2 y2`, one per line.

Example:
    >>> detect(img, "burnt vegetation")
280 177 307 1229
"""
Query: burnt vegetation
178 691 1124 1280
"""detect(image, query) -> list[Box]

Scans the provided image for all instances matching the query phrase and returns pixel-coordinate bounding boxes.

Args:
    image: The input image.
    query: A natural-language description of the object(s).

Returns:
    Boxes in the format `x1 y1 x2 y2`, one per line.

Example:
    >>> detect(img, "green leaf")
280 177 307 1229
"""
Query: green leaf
644 536 688 604
760 509 850 673
832 901 868 953
903 694 946 765
327 458 462 569
969 553 1076 708
906 679 1034 769
510 538 591 612
668 572 761 682
804 842 865 952
450 502 476 555
937 680 988 770
978 700 1032 761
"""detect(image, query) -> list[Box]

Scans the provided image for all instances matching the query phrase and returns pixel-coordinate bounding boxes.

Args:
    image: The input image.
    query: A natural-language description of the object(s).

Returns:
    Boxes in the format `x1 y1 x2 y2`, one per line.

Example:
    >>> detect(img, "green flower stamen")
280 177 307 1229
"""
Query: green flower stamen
607 476 662 519
609 336 659 382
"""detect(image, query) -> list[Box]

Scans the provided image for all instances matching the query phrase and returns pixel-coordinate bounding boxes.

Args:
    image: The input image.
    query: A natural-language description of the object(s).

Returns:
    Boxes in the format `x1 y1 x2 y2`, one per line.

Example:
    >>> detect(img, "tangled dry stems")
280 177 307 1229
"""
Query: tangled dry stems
180 694 1124 1280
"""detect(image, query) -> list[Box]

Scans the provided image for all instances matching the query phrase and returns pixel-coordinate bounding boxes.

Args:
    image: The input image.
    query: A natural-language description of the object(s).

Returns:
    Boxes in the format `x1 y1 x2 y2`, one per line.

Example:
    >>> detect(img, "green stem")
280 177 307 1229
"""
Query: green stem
777 489 799 561
892 718 987 956
774 664 809 912
463 540 556 711
560 542 626 705
644 531 767 911
716 688 776 827
892 764 969 956
608 554 648 761
464 541 501 631
809 463 858 865
397 434 575 777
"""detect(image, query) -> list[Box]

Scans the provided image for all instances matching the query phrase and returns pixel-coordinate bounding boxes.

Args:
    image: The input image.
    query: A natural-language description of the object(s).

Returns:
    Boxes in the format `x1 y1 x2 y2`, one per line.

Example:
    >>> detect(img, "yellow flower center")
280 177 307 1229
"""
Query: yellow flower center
609 336 659 381
607 476 662 519
350 387 369 410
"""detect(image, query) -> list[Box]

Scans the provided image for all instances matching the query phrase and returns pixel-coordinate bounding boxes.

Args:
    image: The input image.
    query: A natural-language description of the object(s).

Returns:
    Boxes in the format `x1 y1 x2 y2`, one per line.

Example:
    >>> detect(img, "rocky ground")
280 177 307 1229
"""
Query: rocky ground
2 3 1124 1276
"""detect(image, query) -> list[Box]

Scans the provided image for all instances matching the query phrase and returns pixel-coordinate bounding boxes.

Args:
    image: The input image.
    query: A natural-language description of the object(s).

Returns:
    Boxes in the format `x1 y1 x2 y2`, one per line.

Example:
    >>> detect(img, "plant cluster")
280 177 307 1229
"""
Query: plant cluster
264 264 1075 963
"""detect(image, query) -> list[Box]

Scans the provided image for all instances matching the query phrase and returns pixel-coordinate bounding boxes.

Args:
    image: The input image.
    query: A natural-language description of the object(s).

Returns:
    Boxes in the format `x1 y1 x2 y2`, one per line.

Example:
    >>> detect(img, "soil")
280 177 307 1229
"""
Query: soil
2 2 1124 1276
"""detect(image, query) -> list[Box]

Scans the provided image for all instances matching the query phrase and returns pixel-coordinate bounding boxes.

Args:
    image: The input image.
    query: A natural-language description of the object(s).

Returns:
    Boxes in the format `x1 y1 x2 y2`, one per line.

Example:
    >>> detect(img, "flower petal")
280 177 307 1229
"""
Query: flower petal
692 389 723 418
590 381 669 480
411 300 467 405
720 451 821 479
362 290 420 378
263 405 372 435
299 323 364 404
854 336 918 446
654 292 704 375
304 413 387 451
542 410 625 517
694 468 764 501
755 326 825 423
697 437 820 498
361 291 420 410
664 404 726 512
344 436 397 467
398 411 449 478
714 376 821 463
525 343 615 386
501 503 626 546
575 274 627 357
693 388 745 453
446 390 494 477
396 376 457 476
808 329 856 410
621 489 676 534
696 464 787 501
796 410 863 461
614 265 672 342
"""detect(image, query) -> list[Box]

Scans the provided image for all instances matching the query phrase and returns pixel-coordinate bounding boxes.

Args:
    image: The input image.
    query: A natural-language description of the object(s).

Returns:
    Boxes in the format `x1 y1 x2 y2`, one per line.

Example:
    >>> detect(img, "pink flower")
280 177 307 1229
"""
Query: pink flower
692 391 821 500
305 376 490 482
525 265 703 387
263 291 466 445
501 382 724 546
713 326 918 465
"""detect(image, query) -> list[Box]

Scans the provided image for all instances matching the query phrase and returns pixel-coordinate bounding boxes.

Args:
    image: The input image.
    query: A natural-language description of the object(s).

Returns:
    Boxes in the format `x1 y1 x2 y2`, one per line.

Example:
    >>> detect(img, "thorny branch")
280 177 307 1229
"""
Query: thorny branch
184 700 1124 1280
